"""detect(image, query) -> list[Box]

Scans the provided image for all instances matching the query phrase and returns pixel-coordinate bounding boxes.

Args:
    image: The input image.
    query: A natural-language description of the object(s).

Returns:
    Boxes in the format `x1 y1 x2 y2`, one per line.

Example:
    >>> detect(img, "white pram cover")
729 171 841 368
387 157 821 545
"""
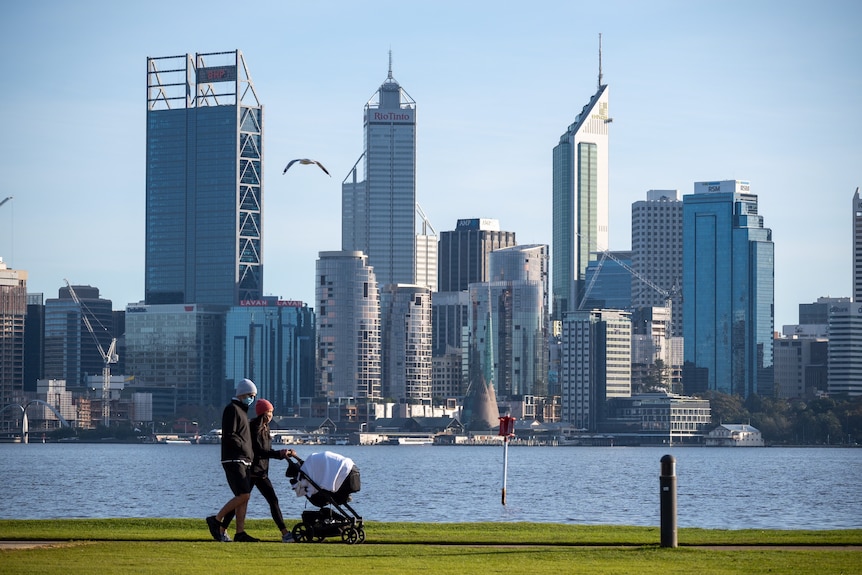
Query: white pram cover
292 451 355 498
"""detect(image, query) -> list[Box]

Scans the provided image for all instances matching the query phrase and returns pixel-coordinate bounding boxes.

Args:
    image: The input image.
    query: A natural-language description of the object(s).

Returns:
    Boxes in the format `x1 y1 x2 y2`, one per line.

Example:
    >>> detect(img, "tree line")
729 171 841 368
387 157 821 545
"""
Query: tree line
700 391 862 445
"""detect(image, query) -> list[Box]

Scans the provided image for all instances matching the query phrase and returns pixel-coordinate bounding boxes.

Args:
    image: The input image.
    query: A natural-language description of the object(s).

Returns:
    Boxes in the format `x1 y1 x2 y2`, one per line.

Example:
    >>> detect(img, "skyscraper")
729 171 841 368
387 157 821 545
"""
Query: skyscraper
380 284 432 403
552 44 610 320
853 187 862 302
682 180 774 398
145 50 263 306
631 190 683 337
342 55 417 288
437 218 517 293
0 258 26 431
44 285 114 387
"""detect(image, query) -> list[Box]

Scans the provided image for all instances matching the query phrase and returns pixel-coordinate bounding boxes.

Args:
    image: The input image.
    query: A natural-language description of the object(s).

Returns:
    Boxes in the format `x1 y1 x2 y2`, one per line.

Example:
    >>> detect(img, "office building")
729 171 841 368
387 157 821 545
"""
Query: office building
44 285 114 388
316 251 381 401
342 56 417 287
145 50 263 306
581 250 632 311
125 303 225 418
552 62 610 320
631 190 683 337
560 309 631 431
380 284 432 403
682 180 774 398
23 292 44 393
827 302 862 396
225 298 316 415
0 259 26 431
854 188 862 302
437 218 516 293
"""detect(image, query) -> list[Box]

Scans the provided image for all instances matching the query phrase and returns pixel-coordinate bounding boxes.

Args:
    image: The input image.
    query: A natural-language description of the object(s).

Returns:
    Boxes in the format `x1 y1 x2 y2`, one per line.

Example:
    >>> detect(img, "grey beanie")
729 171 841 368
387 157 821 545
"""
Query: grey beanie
235 378 257 397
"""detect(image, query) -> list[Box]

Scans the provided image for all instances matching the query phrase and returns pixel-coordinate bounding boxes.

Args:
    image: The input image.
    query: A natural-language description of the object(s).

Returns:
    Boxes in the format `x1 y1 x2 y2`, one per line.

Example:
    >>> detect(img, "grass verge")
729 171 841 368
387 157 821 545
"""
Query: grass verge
1 519 860 575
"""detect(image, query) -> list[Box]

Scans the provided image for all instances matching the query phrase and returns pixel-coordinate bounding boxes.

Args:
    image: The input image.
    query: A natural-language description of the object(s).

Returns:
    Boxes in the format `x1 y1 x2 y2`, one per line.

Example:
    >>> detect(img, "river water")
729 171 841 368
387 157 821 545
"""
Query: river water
3 443 860 530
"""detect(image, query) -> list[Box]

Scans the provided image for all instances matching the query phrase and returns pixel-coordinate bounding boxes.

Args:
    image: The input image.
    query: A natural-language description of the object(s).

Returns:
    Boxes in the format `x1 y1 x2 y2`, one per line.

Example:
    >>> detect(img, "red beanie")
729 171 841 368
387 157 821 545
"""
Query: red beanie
254 398 273 417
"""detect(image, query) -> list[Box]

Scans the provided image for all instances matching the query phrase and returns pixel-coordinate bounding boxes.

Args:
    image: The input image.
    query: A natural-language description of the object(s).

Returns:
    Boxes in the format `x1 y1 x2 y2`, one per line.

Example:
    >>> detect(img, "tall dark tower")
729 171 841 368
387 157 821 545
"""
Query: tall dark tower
145 50 263 306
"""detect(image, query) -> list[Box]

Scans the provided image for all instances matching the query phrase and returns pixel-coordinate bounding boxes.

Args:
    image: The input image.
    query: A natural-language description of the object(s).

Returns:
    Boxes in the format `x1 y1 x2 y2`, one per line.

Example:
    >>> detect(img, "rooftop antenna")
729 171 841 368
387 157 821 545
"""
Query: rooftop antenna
598 33 603 89
388 48 393 80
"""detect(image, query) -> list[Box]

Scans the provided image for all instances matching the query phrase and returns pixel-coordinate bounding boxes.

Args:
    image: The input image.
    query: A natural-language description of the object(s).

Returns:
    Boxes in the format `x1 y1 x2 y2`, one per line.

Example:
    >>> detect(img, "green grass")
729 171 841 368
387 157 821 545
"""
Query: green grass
1 519 860 575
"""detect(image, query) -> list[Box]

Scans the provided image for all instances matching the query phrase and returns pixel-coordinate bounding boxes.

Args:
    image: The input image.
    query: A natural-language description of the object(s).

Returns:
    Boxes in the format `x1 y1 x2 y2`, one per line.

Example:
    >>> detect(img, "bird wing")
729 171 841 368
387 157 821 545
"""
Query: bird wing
313 161 331 176
282 159 300 174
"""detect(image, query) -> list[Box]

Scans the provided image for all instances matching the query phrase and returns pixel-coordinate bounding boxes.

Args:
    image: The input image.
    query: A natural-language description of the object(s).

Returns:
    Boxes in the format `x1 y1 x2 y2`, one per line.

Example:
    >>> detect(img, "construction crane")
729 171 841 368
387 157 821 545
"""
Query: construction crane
577 246 679 390
64 279 118 428
416 203 437 236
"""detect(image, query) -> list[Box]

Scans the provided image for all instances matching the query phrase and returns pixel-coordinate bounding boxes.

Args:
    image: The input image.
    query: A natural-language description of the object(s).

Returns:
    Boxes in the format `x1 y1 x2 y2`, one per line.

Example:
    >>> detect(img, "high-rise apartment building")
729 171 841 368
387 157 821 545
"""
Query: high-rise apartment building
380 284 432 403
316 251 381 401
682 180 774 397
145 50 263 306
342 57 417 287
552 68 610 320
853 187 862 302
560 309 631 431
631 190 683 337
0 258 26 431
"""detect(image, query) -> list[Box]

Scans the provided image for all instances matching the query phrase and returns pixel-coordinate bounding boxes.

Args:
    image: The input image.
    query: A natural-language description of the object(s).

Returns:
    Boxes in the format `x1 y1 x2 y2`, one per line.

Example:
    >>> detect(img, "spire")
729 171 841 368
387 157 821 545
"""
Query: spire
388 49 393 80
598 33 603 89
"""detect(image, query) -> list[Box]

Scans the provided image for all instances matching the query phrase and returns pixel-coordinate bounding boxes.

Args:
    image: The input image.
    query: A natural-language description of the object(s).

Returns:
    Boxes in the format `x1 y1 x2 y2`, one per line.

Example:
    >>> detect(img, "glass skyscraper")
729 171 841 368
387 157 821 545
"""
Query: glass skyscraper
342 57 417 287
145 50 263 306
552 78 610 320
682 180 774 398
225 300 316 414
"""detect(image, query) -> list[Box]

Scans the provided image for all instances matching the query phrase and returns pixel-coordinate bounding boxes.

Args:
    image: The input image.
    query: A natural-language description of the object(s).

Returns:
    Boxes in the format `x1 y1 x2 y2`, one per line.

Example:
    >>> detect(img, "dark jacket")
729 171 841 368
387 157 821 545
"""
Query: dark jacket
249 416 284 477
221 399 253 464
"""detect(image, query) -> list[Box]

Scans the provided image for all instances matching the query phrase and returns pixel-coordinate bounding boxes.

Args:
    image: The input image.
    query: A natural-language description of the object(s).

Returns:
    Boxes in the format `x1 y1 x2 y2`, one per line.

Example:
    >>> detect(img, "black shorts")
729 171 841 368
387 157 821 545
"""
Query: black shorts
222 461 253 496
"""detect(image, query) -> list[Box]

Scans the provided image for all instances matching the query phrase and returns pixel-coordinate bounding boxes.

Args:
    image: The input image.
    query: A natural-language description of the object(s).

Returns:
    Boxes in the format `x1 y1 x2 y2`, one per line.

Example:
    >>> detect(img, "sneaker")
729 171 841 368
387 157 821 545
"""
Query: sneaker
220 532 232 543
206 516 221 541
281 533 295 543
234 531 260 543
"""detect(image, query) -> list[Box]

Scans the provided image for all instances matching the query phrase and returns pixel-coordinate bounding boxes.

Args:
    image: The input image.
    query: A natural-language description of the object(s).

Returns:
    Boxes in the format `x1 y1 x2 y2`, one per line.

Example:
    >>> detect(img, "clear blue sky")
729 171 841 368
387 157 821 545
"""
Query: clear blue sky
0 0 859 329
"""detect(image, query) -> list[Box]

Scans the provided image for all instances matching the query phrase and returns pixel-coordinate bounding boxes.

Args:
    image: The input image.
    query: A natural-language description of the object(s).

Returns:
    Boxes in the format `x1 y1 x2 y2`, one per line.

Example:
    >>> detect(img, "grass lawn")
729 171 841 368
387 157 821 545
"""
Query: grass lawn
1 519 859 575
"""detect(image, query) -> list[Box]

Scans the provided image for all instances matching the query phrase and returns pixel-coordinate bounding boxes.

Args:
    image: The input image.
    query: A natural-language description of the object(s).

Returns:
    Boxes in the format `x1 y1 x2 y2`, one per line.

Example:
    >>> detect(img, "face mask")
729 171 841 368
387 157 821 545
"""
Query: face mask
241 396 255 407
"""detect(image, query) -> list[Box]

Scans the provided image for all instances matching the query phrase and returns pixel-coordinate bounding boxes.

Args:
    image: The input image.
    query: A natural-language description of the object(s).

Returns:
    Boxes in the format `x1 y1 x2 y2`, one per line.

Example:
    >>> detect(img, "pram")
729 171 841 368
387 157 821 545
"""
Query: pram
285 450 365 544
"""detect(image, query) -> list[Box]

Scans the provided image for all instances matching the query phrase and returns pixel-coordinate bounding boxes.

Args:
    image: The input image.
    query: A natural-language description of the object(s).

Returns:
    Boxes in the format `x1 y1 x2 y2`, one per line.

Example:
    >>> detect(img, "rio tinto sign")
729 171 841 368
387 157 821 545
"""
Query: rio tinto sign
367 109 414 123
196 66 237 83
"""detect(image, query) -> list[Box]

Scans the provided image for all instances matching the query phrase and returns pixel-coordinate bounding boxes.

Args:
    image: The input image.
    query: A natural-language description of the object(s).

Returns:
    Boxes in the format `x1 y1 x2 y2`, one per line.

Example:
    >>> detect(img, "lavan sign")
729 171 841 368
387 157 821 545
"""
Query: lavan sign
240 299 303 308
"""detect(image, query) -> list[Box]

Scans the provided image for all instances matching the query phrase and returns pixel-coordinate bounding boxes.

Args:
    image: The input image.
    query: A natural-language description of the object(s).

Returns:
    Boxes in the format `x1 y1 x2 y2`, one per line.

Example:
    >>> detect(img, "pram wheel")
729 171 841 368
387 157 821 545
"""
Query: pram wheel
357 527 366 543
291 523 315 543
341 526 360 545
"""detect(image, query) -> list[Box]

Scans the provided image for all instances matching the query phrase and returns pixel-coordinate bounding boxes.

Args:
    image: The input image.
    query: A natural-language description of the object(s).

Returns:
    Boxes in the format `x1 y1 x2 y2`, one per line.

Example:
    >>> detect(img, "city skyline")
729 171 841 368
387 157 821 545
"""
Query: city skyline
1 1 860 329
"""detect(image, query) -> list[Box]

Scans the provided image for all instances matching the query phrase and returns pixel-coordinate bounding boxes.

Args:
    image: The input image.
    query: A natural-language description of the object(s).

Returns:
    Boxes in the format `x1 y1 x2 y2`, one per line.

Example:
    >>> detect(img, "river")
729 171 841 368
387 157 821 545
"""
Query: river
3 443 860 530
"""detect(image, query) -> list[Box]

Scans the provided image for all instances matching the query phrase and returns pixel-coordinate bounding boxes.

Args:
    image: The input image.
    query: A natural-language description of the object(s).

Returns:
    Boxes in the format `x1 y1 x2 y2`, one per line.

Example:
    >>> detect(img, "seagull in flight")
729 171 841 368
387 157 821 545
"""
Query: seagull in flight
282 158 331 176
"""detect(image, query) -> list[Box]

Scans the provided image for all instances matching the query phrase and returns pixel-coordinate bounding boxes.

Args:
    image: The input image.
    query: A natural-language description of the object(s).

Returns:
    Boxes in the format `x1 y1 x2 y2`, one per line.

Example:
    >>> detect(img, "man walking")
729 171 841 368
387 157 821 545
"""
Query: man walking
206 378 260 542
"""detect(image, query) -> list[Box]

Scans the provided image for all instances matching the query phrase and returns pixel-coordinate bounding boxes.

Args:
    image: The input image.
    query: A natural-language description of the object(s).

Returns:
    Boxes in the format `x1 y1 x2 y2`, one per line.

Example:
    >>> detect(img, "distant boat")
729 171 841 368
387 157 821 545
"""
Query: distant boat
383 436 434 445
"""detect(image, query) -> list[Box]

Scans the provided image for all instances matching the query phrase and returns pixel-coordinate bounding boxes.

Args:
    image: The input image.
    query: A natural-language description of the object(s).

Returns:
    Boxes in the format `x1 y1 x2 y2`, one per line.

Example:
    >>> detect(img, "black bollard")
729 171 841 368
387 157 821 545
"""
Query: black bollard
659 454 678 548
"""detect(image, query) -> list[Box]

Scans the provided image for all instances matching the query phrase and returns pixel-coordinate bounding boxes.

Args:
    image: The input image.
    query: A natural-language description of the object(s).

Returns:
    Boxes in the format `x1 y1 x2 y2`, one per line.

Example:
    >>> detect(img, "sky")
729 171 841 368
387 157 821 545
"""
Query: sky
0 0 859 329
